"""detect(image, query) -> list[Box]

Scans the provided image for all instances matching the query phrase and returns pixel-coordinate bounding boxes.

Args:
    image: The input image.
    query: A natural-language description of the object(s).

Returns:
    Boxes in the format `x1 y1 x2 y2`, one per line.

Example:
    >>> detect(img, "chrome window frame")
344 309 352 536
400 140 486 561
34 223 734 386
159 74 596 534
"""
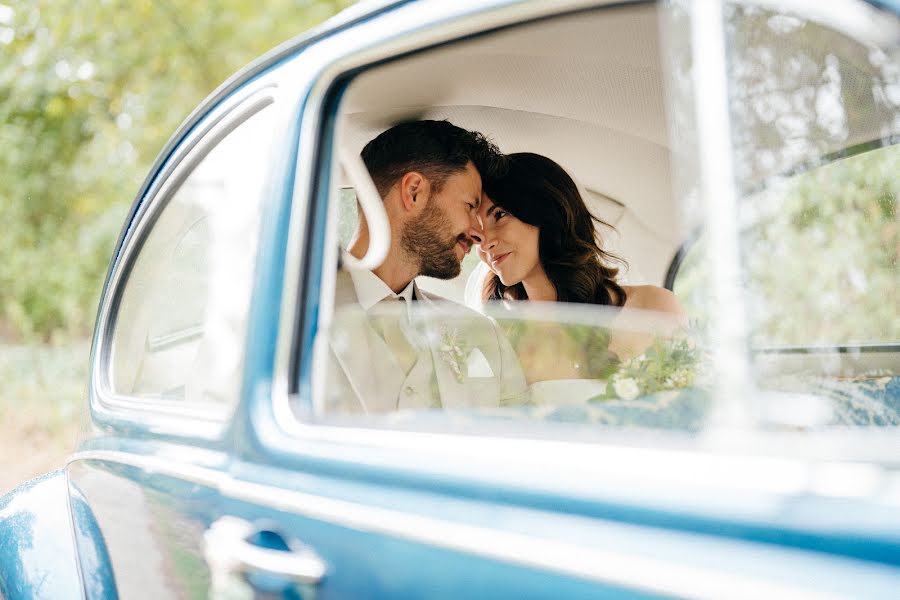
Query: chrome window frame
89 83 278 440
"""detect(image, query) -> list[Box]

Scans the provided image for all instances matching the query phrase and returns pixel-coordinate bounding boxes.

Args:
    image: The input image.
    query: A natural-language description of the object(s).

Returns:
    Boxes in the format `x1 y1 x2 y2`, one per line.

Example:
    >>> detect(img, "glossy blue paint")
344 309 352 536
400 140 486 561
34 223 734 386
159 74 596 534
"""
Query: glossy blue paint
291 81 347 414
215 469 669 600
220 457 900 598
869 0 900 14
68 483 118 600
237 83 305 453
0 472 83 599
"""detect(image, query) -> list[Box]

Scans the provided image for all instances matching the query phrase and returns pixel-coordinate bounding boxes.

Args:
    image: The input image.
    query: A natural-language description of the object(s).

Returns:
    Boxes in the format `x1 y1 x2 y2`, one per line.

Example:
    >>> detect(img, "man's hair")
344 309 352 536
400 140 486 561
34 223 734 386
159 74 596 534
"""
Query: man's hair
360 120 505 197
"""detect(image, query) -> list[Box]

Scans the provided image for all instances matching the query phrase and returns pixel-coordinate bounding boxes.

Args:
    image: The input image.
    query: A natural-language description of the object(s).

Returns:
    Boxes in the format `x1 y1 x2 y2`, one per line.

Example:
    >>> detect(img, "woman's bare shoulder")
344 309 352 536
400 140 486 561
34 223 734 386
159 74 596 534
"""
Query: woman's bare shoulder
621 285 684 316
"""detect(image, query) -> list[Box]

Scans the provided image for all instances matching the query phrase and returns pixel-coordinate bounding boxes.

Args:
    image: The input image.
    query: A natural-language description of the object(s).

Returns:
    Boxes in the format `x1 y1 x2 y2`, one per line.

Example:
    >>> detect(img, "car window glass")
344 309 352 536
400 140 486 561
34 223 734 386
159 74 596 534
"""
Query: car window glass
675 145 900 346
110 103 275 407
298 6 718 438
676 3 900 428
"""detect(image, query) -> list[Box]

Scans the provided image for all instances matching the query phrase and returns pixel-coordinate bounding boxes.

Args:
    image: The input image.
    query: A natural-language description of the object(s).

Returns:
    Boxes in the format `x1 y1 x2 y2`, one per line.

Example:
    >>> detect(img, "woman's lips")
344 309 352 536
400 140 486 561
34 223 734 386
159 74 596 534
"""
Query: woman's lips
491 252 510 267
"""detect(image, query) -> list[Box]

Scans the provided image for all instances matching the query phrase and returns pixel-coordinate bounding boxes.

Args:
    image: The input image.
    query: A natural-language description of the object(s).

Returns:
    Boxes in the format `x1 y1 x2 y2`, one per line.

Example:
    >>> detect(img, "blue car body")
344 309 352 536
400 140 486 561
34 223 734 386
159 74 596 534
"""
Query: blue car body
3 0 900 598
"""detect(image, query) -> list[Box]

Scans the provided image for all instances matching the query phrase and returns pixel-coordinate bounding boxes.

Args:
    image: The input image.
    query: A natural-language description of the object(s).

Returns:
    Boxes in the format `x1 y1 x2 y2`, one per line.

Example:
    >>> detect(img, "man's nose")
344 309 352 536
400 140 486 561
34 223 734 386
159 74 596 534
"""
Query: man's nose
470 223 498 250
467 214 484 244
468 224 484 245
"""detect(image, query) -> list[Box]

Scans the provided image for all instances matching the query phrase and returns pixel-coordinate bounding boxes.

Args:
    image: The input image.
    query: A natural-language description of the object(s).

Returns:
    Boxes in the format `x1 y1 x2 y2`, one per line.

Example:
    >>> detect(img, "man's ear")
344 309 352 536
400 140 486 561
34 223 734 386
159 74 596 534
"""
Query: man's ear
399 171 430 212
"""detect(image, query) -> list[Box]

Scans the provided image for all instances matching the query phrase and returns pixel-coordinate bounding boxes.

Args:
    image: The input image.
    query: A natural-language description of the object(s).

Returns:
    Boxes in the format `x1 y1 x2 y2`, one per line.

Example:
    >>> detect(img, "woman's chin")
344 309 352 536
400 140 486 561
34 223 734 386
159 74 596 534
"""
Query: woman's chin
496 273 519 287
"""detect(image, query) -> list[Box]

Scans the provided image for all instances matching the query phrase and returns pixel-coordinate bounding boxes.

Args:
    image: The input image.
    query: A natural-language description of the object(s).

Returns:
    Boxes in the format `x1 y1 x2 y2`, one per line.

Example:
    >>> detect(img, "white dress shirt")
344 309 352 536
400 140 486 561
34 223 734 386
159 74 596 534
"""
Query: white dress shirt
348 267 417 317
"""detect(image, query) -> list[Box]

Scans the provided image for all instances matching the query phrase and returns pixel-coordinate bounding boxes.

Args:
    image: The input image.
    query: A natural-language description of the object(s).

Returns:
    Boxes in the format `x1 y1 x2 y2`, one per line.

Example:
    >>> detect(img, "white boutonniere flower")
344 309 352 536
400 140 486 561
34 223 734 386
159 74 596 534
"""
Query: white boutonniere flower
439 326 467 383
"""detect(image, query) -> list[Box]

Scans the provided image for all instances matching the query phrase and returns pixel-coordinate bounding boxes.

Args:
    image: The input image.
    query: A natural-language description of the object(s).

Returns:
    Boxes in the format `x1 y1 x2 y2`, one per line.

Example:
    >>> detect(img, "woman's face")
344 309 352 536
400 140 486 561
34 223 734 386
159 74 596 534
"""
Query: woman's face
475 194 542 286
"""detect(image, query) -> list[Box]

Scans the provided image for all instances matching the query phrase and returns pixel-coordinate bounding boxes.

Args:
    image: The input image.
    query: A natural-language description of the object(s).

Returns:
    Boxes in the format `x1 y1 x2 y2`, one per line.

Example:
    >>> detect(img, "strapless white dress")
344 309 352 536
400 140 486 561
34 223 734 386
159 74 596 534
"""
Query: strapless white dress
526 379 608 405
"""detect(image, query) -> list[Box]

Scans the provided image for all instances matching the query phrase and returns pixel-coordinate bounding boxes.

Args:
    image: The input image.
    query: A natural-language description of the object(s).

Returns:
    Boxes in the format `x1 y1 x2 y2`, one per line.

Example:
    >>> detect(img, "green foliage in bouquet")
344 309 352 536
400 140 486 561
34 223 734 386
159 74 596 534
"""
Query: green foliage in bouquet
591 324 707 402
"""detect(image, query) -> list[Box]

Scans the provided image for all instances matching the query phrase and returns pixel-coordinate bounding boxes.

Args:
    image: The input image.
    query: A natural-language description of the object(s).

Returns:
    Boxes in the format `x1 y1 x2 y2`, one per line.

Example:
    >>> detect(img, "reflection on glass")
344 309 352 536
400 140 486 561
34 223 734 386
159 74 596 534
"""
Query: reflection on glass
725 3 900 188
111 106 275 406
722 3 900 429
316 295 713 433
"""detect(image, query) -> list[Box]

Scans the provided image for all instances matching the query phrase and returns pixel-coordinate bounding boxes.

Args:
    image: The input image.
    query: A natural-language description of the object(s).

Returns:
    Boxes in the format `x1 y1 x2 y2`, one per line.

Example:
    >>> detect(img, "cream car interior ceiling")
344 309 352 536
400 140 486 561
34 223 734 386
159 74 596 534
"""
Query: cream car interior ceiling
338 3 678 291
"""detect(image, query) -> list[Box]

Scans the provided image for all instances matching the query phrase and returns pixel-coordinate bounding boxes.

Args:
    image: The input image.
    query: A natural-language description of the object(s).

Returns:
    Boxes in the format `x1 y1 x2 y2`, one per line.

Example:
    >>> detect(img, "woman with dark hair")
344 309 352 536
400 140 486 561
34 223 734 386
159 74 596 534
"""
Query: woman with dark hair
475 152 681 311
471 152 683 380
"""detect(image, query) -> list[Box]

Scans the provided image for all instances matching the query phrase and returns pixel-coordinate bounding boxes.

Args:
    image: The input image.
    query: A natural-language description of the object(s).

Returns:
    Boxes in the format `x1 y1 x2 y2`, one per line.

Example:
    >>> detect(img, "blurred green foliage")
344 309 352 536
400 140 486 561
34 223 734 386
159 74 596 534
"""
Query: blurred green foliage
675 145 899 347
744 145 899 346
0 0 353 341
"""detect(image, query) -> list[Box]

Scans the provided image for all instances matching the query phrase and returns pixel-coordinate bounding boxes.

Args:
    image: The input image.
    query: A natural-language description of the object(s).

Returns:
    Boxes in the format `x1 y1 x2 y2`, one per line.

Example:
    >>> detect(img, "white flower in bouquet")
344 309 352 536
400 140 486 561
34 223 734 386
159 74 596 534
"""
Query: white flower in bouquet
612 377 640 401
664 368 693 389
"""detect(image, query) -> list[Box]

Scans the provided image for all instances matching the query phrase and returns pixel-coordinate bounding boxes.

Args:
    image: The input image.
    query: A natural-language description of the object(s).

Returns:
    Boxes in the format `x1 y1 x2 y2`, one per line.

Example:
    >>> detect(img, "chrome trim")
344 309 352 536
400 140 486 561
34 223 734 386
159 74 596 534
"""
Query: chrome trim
756 343 900 355
67 449 897 600
90 87 276 435
146 325 204 352
68 450 225 488
204 516 328 585
214 482 832 600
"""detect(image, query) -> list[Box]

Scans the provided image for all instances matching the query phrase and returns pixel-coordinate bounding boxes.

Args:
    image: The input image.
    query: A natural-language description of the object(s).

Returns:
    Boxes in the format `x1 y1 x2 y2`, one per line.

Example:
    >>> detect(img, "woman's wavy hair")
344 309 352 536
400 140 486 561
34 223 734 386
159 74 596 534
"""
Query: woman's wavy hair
482 152 627 306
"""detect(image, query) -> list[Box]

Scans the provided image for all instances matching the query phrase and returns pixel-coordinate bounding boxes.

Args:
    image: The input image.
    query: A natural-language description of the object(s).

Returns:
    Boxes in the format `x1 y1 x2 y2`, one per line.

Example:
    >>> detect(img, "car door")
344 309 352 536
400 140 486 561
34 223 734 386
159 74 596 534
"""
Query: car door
200 1 900 599
67 76 287 599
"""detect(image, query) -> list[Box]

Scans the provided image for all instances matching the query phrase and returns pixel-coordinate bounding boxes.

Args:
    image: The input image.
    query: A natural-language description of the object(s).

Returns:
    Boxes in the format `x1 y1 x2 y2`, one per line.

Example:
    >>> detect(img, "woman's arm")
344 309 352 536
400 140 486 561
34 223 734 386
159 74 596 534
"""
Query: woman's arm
623 285 684 316
609 285 686 358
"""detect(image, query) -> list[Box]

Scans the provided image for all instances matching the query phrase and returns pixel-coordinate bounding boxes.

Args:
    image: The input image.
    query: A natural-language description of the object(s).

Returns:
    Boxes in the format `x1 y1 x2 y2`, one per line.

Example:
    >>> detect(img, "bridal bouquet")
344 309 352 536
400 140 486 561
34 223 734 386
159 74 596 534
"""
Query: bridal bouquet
592 326 707 402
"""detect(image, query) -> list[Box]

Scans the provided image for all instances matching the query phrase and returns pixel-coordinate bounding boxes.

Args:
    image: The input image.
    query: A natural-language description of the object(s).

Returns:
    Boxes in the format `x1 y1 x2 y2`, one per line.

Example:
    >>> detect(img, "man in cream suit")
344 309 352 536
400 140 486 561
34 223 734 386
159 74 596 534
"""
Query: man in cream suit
322 120 526 414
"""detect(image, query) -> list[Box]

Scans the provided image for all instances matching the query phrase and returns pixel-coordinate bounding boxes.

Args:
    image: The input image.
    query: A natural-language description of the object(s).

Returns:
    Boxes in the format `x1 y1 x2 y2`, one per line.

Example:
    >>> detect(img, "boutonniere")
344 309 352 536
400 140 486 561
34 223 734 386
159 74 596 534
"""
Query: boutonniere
439 326 468 383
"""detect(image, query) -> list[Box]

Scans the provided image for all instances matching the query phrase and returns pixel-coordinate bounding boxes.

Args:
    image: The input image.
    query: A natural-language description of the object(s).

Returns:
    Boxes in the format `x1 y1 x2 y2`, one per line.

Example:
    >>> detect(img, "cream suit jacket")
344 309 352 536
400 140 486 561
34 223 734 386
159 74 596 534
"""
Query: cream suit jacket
319 270 527 414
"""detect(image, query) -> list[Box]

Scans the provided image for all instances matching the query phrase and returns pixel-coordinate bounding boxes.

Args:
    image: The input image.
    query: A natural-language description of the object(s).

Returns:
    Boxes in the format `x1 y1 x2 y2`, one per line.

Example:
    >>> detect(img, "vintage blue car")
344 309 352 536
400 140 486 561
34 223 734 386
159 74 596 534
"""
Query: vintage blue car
3 0 899 597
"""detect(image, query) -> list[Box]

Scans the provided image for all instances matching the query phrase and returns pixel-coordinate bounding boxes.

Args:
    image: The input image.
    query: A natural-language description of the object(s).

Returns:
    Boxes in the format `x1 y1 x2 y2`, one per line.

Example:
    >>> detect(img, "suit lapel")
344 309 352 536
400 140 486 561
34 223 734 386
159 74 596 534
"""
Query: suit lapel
328 276 507 412
330 270 405 413
414 292 471 410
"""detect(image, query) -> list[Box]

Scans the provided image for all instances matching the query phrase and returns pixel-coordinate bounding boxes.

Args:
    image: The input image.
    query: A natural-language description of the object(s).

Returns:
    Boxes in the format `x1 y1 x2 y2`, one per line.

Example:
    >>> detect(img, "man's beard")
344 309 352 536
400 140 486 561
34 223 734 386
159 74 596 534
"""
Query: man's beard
400 200 469 280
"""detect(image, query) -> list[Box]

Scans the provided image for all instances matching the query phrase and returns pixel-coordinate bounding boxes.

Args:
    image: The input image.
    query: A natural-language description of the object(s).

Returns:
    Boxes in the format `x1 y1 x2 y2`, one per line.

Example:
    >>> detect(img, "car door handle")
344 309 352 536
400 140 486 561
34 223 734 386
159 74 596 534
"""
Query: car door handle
204 516 328 585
